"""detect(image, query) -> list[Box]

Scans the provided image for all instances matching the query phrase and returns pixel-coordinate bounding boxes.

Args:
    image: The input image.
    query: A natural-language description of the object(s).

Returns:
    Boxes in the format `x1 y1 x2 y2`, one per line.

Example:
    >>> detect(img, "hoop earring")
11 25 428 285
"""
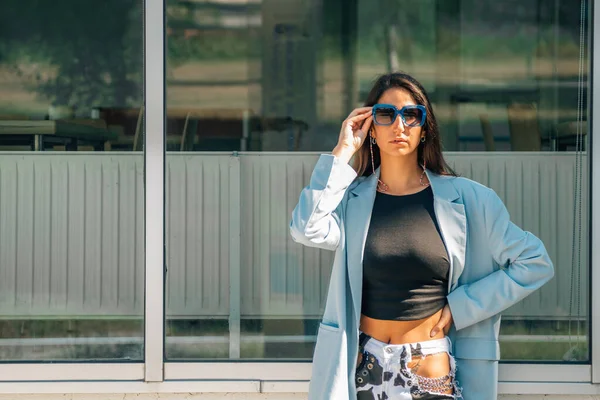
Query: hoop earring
370 136 376 145
420 135 426 143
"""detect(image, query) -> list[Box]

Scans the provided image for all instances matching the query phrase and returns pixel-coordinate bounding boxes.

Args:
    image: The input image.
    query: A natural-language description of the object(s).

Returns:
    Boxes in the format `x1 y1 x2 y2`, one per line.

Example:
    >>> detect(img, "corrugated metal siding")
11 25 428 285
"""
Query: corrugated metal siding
239 155 334 318
165 154 231 317
0 152 588 320
0 154 144 317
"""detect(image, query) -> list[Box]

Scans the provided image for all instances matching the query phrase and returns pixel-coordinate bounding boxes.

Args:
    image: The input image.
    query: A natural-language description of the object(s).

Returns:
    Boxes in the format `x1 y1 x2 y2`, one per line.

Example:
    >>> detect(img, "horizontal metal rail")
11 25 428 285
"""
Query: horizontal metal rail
0 334 586 347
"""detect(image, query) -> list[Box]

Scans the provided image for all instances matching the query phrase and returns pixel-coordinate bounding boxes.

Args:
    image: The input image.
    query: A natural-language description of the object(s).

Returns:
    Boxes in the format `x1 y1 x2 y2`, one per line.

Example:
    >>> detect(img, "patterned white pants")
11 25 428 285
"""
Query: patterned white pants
355 332 463 400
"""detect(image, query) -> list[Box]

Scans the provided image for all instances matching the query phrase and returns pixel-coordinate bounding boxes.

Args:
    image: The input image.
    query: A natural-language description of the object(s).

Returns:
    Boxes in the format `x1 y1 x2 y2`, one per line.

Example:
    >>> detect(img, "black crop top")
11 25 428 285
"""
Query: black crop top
361 186 450 321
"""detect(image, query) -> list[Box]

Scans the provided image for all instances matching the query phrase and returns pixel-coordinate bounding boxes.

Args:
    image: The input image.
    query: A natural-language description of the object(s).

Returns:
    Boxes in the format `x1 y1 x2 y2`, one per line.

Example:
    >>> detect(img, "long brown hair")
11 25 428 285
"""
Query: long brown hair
352 72 456 177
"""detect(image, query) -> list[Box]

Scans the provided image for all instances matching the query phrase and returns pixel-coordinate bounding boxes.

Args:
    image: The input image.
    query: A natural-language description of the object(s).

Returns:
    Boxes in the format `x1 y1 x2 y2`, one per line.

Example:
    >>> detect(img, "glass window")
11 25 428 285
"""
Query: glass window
0 0 145 361
165 0 590 362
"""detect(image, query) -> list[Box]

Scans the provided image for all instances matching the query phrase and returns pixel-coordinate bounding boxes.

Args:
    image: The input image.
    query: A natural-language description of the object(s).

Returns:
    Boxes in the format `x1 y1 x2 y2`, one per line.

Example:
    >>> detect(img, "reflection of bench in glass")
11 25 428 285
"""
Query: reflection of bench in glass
98 107 309 152
176 108 253 151
0 120 118 151
177 108 309 152
507 103 542 151
446 86 587 152
480 104 587 152
445 88 543 151
96 107 145 151
554 120 588 151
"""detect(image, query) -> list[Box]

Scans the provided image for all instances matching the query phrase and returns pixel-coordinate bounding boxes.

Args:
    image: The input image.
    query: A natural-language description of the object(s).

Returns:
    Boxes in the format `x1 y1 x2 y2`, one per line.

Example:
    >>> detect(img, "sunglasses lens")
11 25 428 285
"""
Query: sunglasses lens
374 107 395 125
402 107 424 126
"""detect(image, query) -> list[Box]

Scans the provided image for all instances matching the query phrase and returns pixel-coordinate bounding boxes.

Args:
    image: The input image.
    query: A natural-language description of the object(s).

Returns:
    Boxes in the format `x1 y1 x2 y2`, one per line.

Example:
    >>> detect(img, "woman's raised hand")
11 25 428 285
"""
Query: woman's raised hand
332 107 373 163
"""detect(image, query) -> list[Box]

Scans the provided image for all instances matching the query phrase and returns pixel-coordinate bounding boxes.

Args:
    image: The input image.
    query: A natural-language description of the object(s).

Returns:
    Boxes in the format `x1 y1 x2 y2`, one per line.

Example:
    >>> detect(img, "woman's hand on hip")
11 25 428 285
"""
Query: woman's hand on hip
430 305 453 337
332 107 373 164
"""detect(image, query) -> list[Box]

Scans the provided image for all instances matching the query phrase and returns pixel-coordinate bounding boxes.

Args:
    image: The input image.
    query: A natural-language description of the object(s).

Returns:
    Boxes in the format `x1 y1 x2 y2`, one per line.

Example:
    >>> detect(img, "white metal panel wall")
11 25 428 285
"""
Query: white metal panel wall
0 153 144 317
239 154 334 318
0 152 587 320
165 154 231 318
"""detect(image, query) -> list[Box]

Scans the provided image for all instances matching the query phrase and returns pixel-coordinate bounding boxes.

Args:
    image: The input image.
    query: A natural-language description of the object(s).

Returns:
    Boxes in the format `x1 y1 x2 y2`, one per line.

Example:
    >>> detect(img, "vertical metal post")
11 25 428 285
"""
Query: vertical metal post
242 110 250 151
591 0 600 384
229 154 242 359
144 0 165 382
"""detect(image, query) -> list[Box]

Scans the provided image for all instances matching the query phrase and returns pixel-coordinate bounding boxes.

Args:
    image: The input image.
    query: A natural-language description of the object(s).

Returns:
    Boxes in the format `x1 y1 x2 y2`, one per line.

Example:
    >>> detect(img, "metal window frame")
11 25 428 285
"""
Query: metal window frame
143 0 166 383
592 0 600 385
162 362 592 384
0 369 598 395
0 0 166 385
0 0 598 395
157 0 600 392
0 364 144 382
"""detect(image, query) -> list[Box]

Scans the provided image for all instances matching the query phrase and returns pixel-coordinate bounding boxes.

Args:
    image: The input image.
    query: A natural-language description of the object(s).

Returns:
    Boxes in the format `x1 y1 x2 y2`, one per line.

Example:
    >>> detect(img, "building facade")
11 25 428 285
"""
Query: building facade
0 0 598 398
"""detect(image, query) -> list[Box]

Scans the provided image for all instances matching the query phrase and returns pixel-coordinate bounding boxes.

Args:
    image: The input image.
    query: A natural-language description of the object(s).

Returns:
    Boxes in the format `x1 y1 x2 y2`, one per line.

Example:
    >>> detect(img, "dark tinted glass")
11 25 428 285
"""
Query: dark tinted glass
164 0 591 364
374 107 396 125
401 107 424 126
0 0 145 361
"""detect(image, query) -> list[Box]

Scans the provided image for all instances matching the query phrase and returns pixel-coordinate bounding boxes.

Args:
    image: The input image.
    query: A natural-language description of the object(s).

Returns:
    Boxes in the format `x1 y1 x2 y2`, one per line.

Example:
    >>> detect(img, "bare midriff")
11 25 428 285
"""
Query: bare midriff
359 309 445 344
358 309 452 385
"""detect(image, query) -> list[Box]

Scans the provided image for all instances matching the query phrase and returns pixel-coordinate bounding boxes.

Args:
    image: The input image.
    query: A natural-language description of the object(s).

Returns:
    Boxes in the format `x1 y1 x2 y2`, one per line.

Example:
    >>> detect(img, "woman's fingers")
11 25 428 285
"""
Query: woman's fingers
336 107 372 153
347 106 373 119
430 305 452 337
348 112 371 124
346 111 372 132
360 115 373 135
346 108 372 125
352 116 371 145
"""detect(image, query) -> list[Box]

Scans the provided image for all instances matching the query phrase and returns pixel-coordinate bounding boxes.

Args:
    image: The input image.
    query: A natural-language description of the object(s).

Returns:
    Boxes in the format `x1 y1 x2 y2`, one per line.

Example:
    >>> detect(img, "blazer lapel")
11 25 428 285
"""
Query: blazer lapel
426 171 467 291
346 172 378 323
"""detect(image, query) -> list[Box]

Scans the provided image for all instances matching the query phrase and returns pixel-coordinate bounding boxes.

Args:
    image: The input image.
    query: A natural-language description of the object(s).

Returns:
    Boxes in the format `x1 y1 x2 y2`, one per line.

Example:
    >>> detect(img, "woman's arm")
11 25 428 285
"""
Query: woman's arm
289 153 357 251
447 188 555 331
290 107 372 251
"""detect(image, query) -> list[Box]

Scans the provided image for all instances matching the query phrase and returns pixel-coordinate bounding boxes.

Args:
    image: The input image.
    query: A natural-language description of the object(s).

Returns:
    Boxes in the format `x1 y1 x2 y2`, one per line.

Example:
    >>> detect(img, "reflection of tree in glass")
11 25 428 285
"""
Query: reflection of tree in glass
0 0 143 112
165 0 260 67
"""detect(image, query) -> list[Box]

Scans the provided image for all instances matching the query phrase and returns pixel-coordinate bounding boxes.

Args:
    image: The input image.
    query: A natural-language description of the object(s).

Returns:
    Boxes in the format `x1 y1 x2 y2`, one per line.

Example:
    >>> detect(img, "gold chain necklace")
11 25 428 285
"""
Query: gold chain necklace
376 168 429 193
370 138 429 193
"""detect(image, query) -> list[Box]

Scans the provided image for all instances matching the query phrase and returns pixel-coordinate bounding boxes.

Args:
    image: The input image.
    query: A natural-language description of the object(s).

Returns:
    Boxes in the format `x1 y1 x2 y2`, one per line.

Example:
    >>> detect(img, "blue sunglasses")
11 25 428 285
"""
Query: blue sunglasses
372 104 427 127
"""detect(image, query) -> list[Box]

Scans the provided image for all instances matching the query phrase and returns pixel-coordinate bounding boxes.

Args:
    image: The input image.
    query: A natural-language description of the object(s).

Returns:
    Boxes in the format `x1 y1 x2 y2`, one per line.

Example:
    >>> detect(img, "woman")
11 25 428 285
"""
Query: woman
290 72 554 400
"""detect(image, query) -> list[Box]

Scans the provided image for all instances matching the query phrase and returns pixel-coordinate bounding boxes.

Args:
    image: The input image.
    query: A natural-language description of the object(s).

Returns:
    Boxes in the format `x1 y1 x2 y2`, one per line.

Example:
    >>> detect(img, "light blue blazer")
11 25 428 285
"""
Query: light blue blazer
290 154 554 400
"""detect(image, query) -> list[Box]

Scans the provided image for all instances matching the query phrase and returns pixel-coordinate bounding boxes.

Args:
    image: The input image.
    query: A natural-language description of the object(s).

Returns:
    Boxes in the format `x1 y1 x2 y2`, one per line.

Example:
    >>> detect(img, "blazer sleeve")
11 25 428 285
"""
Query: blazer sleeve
447 188 555 331
289 154 357 251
